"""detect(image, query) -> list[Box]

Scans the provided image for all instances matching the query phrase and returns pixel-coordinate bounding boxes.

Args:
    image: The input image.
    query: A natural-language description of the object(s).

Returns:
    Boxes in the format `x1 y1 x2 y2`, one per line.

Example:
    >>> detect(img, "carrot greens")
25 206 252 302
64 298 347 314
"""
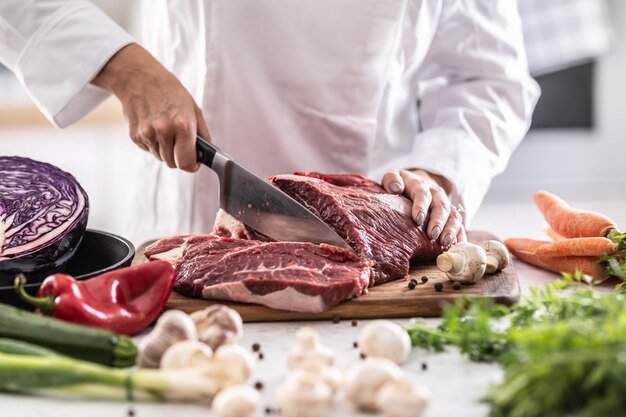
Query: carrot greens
602 230 626 281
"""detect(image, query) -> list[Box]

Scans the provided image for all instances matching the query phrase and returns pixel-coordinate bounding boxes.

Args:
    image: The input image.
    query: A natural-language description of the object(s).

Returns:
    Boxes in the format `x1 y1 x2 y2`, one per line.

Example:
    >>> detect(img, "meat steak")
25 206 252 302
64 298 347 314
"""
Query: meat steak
145 235 373 313
215 172 444 285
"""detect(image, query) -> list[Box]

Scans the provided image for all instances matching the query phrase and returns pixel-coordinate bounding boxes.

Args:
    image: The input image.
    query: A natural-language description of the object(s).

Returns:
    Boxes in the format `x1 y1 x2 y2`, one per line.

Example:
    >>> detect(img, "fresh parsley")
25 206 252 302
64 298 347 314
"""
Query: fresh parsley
404 274 626 417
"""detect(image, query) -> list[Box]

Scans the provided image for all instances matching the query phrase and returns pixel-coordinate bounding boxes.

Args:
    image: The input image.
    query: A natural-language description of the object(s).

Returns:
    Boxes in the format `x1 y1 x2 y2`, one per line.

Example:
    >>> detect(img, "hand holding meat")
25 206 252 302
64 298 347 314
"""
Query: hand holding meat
382 169 466 246
92 43 210 172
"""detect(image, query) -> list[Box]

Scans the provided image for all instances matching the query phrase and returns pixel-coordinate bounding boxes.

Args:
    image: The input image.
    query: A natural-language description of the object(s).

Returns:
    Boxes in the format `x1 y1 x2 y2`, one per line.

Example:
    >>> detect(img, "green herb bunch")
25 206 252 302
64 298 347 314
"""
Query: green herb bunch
601 230 626 283
405 274 626 417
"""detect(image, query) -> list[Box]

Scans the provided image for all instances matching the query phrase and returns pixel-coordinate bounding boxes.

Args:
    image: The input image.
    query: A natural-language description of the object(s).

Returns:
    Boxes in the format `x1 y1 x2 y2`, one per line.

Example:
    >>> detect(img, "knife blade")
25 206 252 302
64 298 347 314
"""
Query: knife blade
195 136 353 251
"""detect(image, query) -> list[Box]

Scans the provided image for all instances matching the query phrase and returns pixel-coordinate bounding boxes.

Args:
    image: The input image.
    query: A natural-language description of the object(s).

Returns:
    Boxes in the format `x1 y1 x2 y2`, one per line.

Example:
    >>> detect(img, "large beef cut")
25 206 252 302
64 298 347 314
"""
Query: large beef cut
145 235 373 313
215 172 444 285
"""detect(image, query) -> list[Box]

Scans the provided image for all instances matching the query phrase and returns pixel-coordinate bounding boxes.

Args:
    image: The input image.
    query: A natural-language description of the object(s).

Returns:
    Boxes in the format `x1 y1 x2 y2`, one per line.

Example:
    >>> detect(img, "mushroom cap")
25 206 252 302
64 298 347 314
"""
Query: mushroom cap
212 344 256 383
481 240 510 272
445 242 487 284
212 384 260 417
376 377 430 417
344 357 403 410
357 320 412 364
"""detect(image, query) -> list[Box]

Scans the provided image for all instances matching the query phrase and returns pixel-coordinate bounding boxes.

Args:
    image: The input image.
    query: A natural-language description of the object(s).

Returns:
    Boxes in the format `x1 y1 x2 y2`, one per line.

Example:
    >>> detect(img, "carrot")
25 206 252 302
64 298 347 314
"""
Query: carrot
544 227 565 241
533 191 617 238
534 237 616 258
504 238 549 253
504 238 607 282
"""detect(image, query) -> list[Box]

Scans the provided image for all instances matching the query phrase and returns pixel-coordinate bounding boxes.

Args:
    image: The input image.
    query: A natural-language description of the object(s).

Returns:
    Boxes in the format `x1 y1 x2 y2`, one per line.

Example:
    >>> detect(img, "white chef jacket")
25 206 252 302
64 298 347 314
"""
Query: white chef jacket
0 0 539 244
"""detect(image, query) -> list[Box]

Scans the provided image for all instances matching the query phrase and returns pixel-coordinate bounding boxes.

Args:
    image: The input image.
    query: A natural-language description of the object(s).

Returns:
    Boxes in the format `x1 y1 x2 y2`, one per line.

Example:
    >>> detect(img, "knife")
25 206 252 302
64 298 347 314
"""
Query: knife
195 136 353 251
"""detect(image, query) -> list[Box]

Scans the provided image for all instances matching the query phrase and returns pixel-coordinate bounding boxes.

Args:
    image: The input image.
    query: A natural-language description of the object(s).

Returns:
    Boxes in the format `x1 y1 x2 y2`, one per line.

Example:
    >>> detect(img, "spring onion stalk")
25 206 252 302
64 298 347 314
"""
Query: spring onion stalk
0 352 243 404
0 338 62 357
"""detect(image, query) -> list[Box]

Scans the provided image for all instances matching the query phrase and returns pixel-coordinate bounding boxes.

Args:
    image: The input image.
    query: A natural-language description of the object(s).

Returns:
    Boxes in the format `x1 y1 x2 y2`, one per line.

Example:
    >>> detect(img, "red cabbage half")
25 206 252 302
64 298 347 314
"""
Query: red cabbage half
0 156 89 284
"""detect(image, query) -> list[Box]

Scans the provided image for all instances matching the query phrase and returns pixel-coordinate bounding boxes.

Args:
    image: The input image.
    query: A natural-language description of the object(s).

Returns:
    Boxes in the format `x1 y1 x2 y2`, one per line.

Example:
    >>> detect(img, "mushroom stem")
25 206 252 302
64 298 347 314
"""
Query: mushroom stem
436 252 463 274
485 255 500 274
481 241 510 274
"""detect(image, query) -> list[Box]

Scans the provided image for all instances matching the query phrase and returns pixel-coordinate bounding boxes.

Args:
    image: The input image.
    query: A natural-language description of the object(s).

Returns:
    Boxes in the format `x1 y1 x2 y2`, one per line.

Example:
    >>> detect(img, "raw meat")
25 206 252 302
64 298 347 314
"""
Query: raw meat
215 172 444 285
145 235 373 313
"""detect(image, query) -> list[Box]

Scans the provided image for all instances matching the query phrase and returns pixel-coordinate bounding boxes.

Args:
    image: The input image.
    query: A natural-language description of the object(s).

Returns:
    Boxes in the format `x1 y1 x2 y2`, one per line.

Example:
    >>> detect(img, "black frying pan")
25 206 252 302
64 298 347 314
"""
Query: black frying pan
0 229 135 309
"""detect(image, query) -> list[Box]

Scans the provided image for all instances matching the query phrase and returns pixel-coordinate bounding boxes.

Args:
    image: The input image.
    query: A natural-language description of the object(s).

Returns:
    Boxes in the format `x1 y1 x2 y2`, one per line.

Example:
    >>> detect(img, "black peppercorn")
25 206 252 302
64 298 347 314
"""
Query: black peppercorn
408 280 417 290
360 352 366 359
127 408 135 417
353 341 358 349
453 281 462 290
252 343 261 352
351 320 358 327
254 381 264 390
421 276 429 283
421 362 428 371
258 352 264 360
332 316 341 323
434 282 443 292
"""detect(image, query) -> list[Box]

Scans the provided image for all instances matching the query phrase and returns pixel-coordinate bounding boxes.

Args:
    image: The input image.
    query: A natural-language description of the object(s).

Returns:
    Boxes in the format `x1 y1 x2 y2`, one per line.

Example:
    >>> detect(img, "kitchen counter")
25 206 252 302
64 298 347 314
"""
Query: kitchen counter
2 197 625 417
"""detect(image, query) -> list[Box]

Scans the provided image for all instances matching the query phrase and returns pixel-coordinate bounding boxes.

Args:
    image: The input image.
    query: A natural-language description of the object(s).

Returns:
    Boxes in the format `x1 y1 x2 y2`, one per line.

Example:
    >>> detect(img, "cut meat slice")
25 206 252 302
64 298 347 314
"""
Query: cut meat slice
215 172 444 285
145 234 373 313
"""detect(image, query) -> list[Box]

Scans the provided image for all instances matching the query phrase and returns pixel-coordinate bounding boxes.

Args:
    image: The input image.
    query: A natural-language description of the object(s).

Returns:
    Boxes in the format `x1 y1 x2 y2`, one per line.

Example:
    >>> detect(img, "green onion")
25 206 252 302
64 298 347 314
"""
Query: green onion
0 351 235 404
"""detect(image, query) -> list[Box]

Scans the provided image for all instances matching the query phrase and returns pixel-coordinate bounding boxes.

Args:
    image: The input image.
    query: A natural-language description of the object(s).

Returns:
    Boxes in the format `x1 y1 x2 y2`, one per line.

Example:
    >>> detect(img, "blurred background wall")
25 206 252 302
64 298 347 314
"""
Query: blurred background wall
0 0 623 243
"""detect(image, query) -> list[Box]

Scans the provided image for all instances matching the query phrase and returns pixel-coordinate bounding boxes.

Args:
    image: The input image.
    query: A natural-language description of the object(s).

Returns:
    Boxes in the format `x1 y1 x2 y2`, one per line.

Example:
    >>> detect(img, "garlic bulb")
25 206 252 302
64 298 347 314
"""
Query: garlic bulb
160 340 213 369
136 310 197 368
191 305 243 350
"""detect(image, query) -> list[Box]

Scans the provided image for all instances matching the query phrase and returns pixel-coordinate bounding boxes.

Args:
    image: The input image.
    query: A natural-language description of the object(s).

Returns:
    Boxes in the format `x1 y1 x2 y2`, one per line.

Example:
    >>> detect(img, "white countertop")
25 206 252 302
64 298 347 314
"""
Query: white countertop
3 197 625 417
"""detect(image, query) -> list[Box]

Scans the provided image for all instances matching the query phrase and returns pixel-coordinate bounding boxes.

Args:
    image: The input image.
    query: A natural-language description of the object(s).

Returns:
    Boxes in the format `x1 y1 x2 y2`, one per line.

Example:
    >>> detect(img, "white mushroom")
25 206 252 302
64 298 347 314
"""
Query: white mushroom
160 340 213 369
287 327 334 370
376 377 430 417
357 320 412 365
205 344 256 385
276 369 333 417
344 357 403 411
136 310 198 368
212 384 260 417
481 240 510 274
190 305 243 351
436 242 487 284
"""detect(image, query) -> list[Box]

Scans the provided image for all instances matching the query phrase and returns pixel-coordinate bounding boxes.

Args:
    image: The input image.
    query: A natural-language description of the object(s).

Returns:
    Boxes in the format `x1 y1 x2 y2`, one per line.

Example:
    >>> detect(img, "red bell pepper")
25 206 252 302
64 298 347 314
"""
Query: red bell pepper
14 261 176 336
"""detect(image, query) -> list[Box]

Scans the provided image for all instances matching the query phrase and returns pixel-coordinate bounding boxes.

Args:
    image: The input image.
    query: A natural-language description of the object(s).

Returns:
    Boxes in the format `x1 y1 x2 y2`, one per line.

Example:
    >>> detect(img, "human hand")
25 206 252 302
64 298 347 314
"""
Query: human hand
382 169 466 246
92 43 210 172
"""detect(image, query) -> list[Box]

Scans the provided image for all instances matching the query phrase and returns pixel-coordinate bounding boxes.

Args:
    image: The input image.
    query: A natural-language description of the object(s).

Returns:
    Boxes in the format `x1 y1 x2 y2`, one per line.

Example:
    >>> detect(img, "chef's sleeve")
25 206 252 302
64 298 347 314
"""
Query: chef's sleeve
0 0 134 127
408 1 540 222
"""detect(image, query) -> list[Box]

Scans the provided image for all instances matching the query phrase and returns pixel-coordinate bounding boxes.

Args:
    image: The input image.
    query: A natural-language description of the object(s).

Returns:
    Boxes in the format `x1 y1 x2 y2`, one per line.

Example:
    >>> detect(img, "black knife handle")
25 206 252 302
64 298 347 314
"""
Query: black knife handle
196 136 218 167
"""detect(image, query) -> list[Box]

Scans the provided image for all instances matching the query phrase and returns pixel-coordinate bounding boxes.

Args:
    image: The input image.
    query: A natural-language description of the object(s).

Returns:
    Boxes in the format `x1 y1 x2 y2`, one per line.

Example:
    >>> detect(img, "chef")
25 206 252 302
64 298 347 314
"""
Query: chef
0 0 539 245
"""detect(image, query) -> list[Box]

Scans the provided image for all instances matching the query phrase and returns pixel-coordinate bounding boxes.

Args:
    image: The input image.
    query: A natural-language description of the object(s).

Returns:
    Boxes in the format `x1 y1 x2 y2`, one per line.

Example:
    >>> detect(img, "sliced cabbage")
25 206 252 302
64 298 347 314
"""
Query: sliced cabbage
0 157 89 283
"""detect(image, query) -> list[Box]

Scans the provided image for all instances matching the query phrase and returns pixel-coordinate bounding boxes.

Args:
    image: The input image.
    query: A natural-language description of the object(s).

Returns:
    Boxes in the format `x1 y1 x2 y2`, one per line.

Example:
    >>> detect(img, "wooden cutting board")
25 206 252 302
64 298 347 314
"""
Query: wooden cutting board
136 231 519 322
